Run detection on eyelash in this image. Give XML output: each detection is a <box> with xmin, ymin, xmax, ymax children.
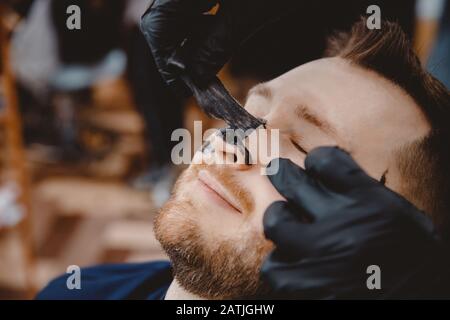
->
<box><xmin>290</xmin><ymin>139</ymin><xmax>308</xmax><ymax>155</ymax></box>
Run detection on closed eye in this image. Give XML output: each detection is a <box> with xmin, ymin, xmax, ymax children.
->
<box><xmin>290</xmin><ymin>139</ymin><xmax>308</xmax><ymax>155</ymax></box>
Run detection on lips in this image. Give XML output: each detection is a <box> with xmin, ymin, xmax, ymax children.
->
<box><xmin>197</xmin><ymin>169</ymin><xmax>242</xmax><ymax>213</ymax></box>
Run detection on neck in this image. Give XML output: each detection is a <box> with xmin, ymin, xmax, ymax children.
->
<box><xmin>165</xmin><ymin>279</ymin><xmax>205</xmax><ymax>300</ymax></box>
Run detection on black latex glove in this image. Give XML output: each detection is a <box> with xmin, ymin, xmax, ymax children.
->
<box><xmin>261</xmin><ymin>146</ymin><xmax>449</xmax><ymax>299</ymax></box>
<box><xmin>140</xmin><ymin>0</ymin><xmax>298</xmax><ymax>95</ymax></box>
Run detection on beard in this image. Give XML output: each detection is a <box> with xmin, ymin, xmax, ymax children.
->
<box><xmin>154</xmin><ymin>164</ymin><xmax>273</xmax><ymax>299</ymax></box>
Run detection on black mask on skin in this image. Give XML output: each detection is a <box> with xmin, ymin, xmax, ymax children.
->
<box><xmin>201</xmin><ymin>128</ymin><xmax>252</xmax><ymax>165</ymax></box>
<box><xmin>181</xmin><ymin>75</ymin><xmax>266</xmax><ymax>132</ymax></box>
<box><xmin>183</xmin><ymin>74</ymin><xmax>259</xmax><ymax>166</ymax></box>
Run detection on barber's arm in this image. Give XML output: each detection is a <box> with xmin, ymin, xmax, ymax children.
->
<box><xmin>140</xmin><ymin>0</ymin><xmax>299</xmax><ymax>95</ymax></box>
<box><xmin>261</xmin><ymin>146</ymin><xmax>448</xmax><ymax>299</ymax></box>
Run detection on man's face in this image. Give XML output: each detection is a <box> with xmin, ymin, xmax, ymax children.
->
<box><xmin>155</xmin><ymin>57</ymin><xmax>430</xmax><ymax>299</ymax></box>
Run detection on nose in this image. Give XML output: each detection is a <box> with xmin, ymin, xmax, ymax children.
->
<box><xmin>209</xmin><ymin>129</ymin><xmax>251</xmax><ymax>170</ymax></box>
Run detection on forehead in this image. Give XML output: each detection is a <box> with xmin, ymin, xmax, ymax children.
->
<box><xmin>246</xmin><ymin>57</ymin><xmax>430</xmax><ymax>175</ymax></box>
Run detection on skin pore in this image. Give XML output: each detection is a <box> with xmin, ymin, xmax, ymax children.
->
<box><xmin>158</xmin><ymin>57</ymin><xmax>431</xmax><ymax>300</ymax></box>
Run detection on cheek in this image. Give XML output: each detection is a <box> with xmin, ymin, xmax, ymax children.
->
<box><xmin>278</xmin><ymin>136</ymin><xmax>306</xmax><ymax>168</ymax></box>
<box><xmin>244</xmin><ymin>137</ymin><xmax>307</xmax><ymax>234</ymax></box>
<box><xmin>241</xmin><ymin>170</ymin><xmax>285</xmax><ymax>234</ymax></box>
<box><xmin>246</xmin><ymin>129</ymin><xmax>306</xmax><ymax>171</ymax></box>
<box><xmin>257</xmin><ymin>132</ymin><xmax>306</xmax><ymax>172</ymax></box>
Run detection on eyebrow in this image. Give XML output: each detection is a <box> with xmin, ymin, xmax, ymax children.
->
<box><xmin>247</xmin><ymin>83</ymin><xmax>336</xmax><ymax>136</ymax></box>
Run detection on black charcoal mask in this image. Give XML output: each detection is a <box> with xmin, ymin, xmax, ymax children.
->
<box><xmin>183</xmin><ymin>75</ymin><xmax>262</xmax><ymax>166</ymax></box>
<box><xmin>181</xmin><ymin>75</ymin><xmax>266</xmax><ymax>132</ymax></box>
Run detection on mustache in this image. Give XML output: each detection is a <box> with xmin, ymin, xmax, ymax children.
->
<box><xmin>190</xmin><ymin>163</ymin><xmax>254</xmax><ymax>214</ymax></box>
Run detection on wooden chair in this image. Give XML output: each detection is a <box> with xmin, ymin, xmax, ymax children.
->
<box><xmin>0</xmin><ymin>4</ymin><xmax>36</xmax><ymax>298</ymax></box>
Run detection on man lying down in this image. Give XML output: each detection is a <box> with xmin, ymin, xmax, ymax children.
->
<box><xmin>37</xmin><ymin>20</ymin><xmax>450</xmax><ymax>300</ymax></box>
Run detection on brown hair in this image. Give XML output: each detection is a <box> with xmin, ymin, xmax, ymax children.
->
<box><xmin>325</xmin><ymin>18</ymin><xmax>450</xmax><ymax>237</ymax></box>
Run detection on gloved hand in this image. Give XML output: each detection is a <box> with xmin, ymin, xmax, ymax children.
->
<box><xmin>261</xmin><ymin>146</ymin><xmax>449</xmax><ymax>299</ymax></box>
<box><xmin>140</xmin><ymin>0</ymin><xmax>298</xmax><ymax>95</ymax></box>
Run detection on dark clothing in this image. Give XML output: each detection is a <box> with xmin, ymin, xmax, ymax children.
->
<box><xmin>36</xmin><ymin>261</ymin><xmax>172</xmax><ymax>300</ymax></box>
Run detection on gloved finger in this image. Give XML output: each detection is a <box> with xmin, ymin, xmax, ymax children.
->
<box><xmin>261</xmin><ymin>251</ymin><xmax>337</xmax><ymax>299</ymax></box>
<box><xmin>267</xmin><ymin>158</ymin><xmax>316</xmax><ymax>202</ymax></box>
<box><xmin>267</xmin><ymin>158</ymin><xmax>337</xmax><ymax>222</ymax></box>
<box><xmin>261</xmin><ymin>249</ymin><xmax>362</xmax><ymax>299</ymax></box>
<box><xmin>140</xmin><ymin>0</ymin><xmax>217</xmax><ymax>87</ymax></box>
<box><xmin>263</xmin><ymin>201</ymin><xmax>322</xmax><ymax>257</ymax></box>
<box><xmin>260</xmin><ymin>251</ymin><xmax>308</xmax><ymax>298</ymax></box>
<box><xmin>166</xmin><ymin>14</ymin><xmax>217</xmax><ymax>73</ymax></box>
<box><xmin>187</xmin><ymin>0</ymin><xmax>243</xmax><ymax>81</ymax></box>
<box><xmin>166</xmin><ymin>14</ymin><xmax>218</xmax><ymax>95</ymax></box>
<box><xmin>305</xmin><ymin>146</ymin><xmax>378</xmax><ymax>192</ymax></box>
<box><xmin>268</xmin><ymin>158</ymin><xmax>329</xmax><ymax>212</ymax></box>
